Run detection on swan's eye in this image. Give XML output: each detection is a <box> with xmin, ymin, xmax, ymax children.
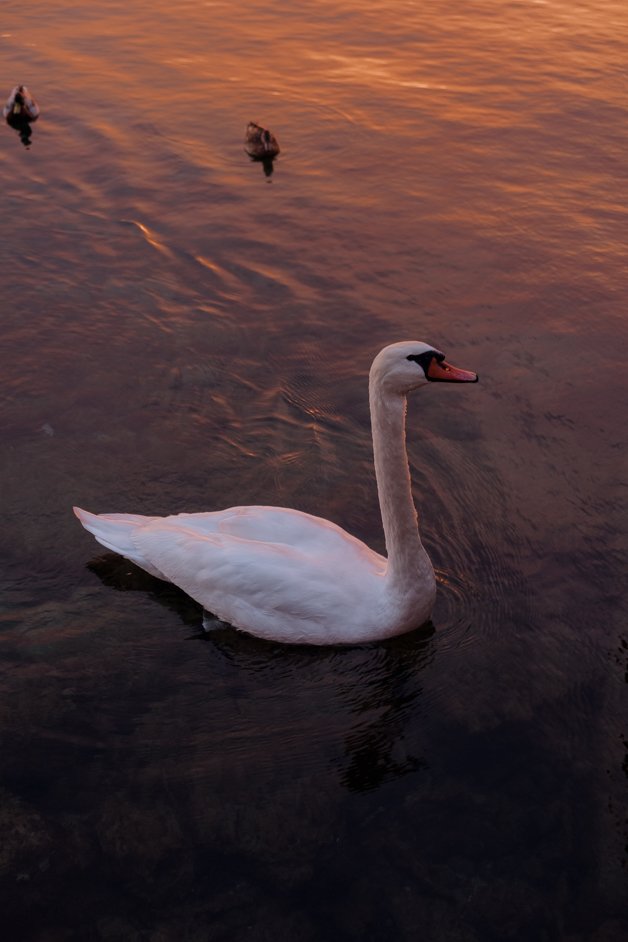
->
<box><xmin>406</xmin><ymin>350</ymin><xmax>444</xmax><ymax>372</ymax></box>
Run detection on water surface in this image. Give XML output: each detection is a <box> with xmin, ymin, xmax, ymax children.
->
<box><xmin>1</xmin><ymin>1</ymin><xmax>626</xmax><ymax>939</ymax></box>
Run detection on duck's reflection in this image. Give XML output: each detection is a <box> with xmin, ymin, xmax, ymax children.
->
<box><xmin>260</xmin><ymin>156</ymin><xmax>275</xmax><ymax>178</ymax></box>
<box><xmin>246</xmin><ymin>153</ymin><xmax>276</xmax><ymax>178</ymax></box>
<box><xmin>87</xmin><ymin>553</ymin><xmax>433</xmax><ymax>794</ymax></box>
<box><xmin>6</xmin><ymin>112</ymin><xmax>35</xmax><ymax>147</ymax></box>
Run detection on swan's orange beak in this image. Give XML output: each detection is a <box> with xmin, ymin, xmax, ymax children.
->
<box><xmin>427</xmin><ymin>358</ymin><xmax>478</xmax><ymax>383</ymax></box>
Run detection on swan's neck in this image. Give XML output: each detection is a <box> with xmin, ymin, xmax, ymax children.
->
<box><xmin>369</xmin><ymin>380</ymin><xmax>431</xmax><ymax>589</ymax></box>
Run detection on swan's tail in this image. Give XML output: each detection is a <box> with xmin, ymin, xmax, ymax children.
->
<box><xmin>73</xmin><ymin>507</ymin><xmax>167</xmax><ymax>580</ymax></box>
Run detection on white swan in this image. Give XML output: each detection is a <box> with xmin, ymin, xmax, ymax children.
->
<box><xmin>74</xmin><ymin>342</ymin><xmax>478</xmax><ymax>645</ymax></box>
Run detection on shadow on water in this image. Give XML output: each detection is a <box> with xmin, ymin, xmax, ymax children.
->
<box><xmin>87</xmin><ymin>552</ymin><xmax>435</xmax><ymax>794</ymax></box>
<box><xmin>87</xmin><ymin>552</ymin><xmax>205</xmax><ymax>628</ymax></box>
<box><xmin>247</xmin><ymin>153</ymin><xmax>276</xmax><ymax>178</ymax></box>
<box><xmin>5</xmin><ymin>114</ymin><xmax>36</xmax><ymax>148</ymax></box>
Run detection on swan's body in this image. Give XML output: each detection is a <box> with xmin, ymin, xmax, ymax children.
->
<box><xmin>75</xmin><ymin>342</ymin><xmax>478</xmax><ymax>645</ymax></box>
<box><xmin>3</xmin><ymin>85</ymin><xmax>39</xmax><ymax>121</ymax></box>
<box><xmin>245</xmin><ymin>121</ymin><xmax>280</xmax><ymax>158</ymax></box>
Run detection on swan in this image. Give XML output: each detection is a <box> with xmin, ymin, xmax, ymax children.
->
<box><xmin>245</xmin><ymin>121</ymin><xmax>280</xmax><ymax>158</ymax></box>
<box><xmin>3</xmin><ymin>85</ymin><xmax>39</xmax><ymax>121</ymax></box>
<box><xmin>74</xmin><ymin>341</ymin><xmax>478</xmax><ymax>645</ymax></box>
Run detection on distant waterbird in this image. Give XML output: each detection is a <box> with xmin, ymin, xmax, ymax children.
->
<box><xmin>245</xmin><ymin>121</ymin><xmax>280</xmax><ymax>159</ymax></box>
<box><xmin>3</xmin><ymin>85</ymin><xmax>40</xmax><ymax>121</ymax></box>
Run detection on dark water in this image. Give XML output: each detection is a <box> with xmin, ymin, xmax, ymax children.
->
<box><xmin>1</xmin><ymin>1</ymin><xmax>626</xmax><ymax>938</ymax></box>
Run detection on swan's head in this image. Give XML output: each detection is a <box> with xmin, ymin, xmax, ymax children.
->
<box><xmin>371</xmin><ymin>341</ymin><xmax>478</xmax><ymax>395</ymax></box>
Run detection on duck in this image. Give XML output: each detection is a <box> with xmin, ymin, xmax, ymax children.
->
<box><xmin>3</xmin><ymin>85</ymin><xmax>40</xmax><ymax>121</ymax></box>
<box><xmin>74</xmin><ymin>341</ymin><xmax>478</xmax><ymax>645</ymax></box>
<box><xmin>245</xmin><ymin>121</ymin><xmax>280</xmax><ymax>159</ymax></box>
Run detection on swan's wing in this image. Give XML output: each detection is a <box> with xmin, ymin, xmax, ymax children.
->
<box><xmin>171</xmin><ymin>506</ymin><xmax>377</xmax><ymax>557</ymax></box>
<box><xmin>74</xmin><ymin>507</ymin><xmax>166</xmax><ymax>578</ymax></box>
<box><xmin>131</xmin><ymin>518</ymin><xmax>386</xmax><ymax>643</ymax></box>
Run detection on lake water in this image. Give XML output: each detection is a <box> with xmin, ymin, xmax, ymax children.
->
<box><xmin>1</xmin><ymin>0</ymin><xmax>626</xmax><ymax>938</ymax></box>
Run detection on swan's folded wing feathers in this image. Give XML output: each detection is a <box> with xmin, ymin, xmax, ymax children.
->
<box><xmin>130</xmin><ymin>519</ymin><xmax>384</xmax><ymax>638</ymax></box>
<box><xmin>173</xmin><ymin>505</ymin><xmax>372</xmax><ymax>557</ymax></box>
<box><xmin>73</xmin><ymin>507</ymin><xmax>167</xmax><ymax>579</ymax></box>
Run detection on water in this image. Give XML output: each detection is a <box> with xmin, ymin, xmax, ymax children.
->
<box><xmin>1</xmin><ymin>1</ymin><xmax>626</xmax><ymax>938</ymax></box>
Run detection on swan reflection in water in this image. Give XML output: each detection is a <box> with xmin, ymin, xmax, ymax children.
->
<box><xmin>87</xmin><ymin>552</ymin><xmax>434</xmax><ymax>795</ymax></box>
<box><xmin>338</xmin><ymin>631</ymin><xmax>433</xmax><ymax>792</ymax></box>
